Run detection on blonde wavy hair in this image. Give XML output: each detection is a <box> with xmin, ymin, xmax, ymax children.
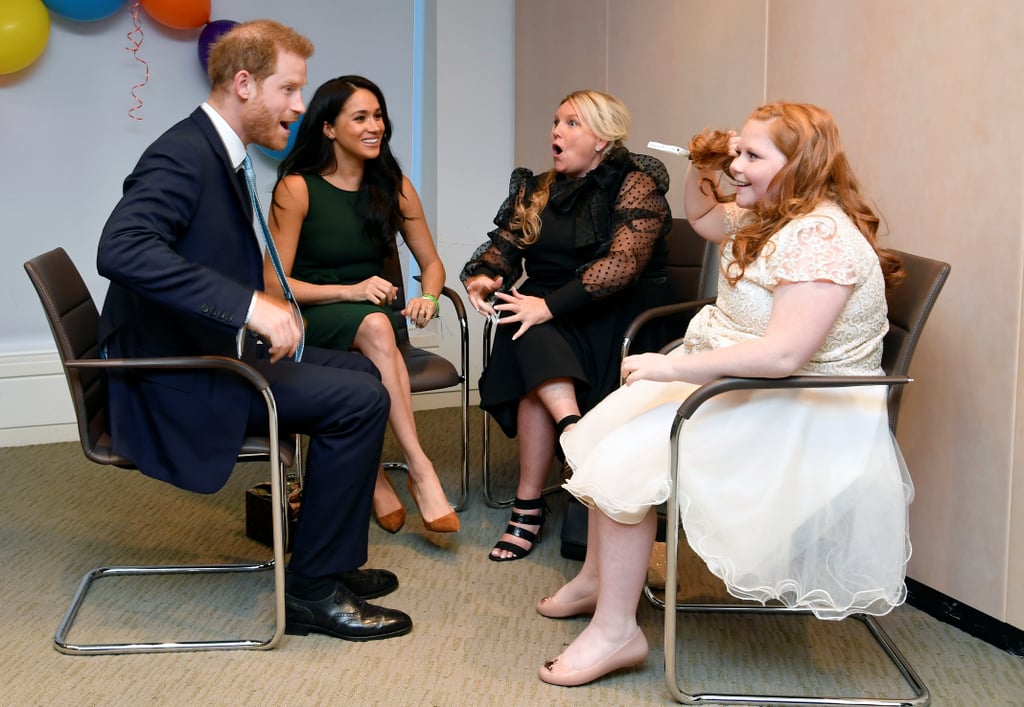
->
<box><xmin>689</xmin><ymin>102</ymin><xmax>904</xmax><ymax>287</ymax></box>
<box><xmin>511</xmin><ymin>90</ymin><xmax>631</xmax><ymax>246</ymax></box>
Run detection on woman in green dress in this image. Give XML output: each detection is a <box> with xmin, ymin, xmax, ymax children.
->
<box><xmin>267</xmin><ymin>75</ymin><xmax>458</xmax><ymax>534</ymax></box>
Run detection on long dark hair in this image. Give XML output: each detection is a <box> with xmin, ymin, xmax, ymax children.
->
<box><xmin>275</xmin><ymin>75</ymin><xmax>404</xmax><ymax>254</ymax></box>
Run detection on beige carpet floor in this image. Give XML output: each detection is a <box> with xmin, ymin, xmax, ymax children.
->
<box><xmin>0</xmin><ymin>407</ymin><xmax>1021</xmax><ymax>706</ymax></box>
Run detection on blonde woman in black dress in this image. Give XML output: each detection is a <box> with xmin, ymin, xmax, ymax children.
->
<box><xmin>462</xmin><ymin>90</ymin><xmax>672</xmax><ymax>561</ymax></box>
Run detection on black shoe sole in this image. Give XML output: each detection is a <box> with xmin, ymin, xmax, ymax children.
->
<box><xmin>285</xmin><ymin>620</ymin><xmax>412</xmax><ymax>641</ymax></box>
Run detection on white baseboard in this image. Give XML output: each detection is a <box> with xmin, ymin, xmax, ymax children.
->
<box><xmin>0</xmin><ymin>352</ymin><xmax>78</xmax><ymax>447</ymax></box>
<box><xmin>0</xmin><ymin>423</ymin><xmax>79</xmax><ymax>447</ymax></box>
<box><xmin>0</xmin><ymin>351</ymin><xmax>478</xmax><ymax>448</ymax></box>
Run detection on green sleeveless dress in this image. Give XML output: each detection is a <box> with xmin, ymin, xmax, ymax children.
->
<box><xmin>291</xmin><ymin>175</ymin><xmax>396</xmax><ymax>351</ymax></box>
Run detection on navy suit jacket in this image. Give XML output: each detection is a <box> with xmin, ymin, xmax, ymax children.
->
<box><xmin>97</xmin><ymin>107</ymin><xmax>268</xmax><ymax>493</ymax></box>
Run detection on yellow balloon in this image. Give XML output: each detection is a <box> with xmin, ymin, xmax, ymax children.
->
<box><xmin>0</xmin><ymin>0</ymin><xmax>50</xmax><ymax>75</ymax></box>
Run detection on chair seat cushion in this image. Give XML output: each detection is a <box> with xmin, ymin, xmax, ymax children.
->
<box><xmin>400</xmin><ymin>345</ymin><xmax>461</xmax><ymax>391</ymax></box>
<box><xmin>239</xmin><ymin>436</ymin><xmax>296</xmax><ymax>468</ymax></box>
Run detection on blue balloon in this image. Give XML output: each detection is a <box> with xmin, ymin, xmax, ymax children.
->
<box><xmin>256</xmin><ymin>114</ymin><xmax>304</xmax><ymax>161</ymax></box>
<box><xmin>43</xmin><ymin>0</ymin><xmax>125</xmax><ymax>22</ymax></box>
<box><xmin>197</xmin><ymin>19</ymin><xmax>237</xmax><ymax>73</ymax></box>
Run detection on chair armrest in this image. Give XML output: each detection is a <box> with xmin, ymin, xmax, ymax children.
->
<box><xmin>66</xmin><ymin>355</ymin><xmax>272</xmax><ymax>394</ymax></box>
<box><xmin>68</xmin><ymin>354</ymin><xmax>289</xmax><ymax>475</ymax></box>
<box><xmin>673</xmin><ymin>374</ymin><xmax>912</xmax><ymax>427</ymax></box>
<box><xmin>410</xmin><ymin>275</ymin><xmax>470</xmax><ymax>376</ymax></box>
<box><xmin>409</xmin><ymin>272</ymin><xmax>468</xmax><ymax>325</ymax></box>
<box><xmin>621</xmin><ymin>298</ymin><xmax>716</xmax><ymax>359</ymax></box>
<box><xmin>68</xmin><ymin>355</ymin><xmax>288</xmax><ymax>464</ymax></box>
<box><xmin>440</xmin><ymin>286</ymin><xmax>470</xmax><ymax>379</ymax></box>
<box><xmin>440</xmin><ymin>285</ymin><xmax>468</xmax><ymax>322</ymax></box>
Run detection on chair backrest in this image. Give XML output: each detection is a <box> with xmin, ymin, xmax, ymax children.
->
<box><xmin>664</xmin><ymin>218</ymin><xmax>718</xmax><ymax>302</ymax></box>
<box><xmin>881</xmin><ymin>249</ymin><xmax>950</xmax><ymax>427</ymax></box>
<box><xmin>23</xmin><ymin>248</ymin><xmax>127</xmax><ymax>466</ymax></box>
<box><xmin>630</xmin><ymin>219</ymin><xmax>718</xmax><ymax>355</ymax></box>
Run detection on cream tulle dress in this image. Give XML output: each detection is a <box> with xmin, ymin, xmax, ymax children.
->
<box><xmin>561</xmin><ymin>202</ymin><xmax>912</xmax><ymax>619</ymax></box>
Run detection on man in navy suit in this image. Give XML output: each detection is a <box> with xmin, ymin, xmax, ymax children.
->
<box><xmin>96</xmin><ymin>19</ymin><xmax>411</xmax><ymax>641</ymax></box>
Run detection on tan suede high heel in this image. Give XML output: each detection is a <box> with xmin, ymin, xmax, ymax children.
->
<box><xmin>373</xmin><ymin>471</ymin><xmax>406</xmax><ymax>534</ymax></box>
<box><xmin>407</xmin><ymin>478</ymin><xmax>460</xmax><ymax>533</ymax></box>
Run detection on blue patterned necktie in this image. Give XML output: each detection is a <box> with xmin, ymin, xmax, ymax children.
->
<box><xmin>241</xmin><ymin>154</ymin><xmax>304</xmax><ymax>362</ymax></box>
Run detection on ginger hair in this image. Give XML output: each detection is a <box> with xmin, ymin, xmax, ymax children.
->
<box><xmin>207</xmin><ymin>19</ymin><xmax>313</xmax><ymax>92</ymax></box>
<box><xmin>689</xmin><ymin>103</ymin><xmax>904</xmax><ymax>287</ymax></box>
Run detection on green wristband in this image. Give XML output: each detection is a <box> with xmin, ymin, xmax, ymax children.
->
<box><xmin>421</xmin><ymin>293</ymin><xmax>439</xmax><ymax>317</ymax></box>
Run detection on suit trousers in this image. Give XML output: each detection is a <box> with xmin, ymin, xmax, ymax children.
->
<box><xmin>246</xmin><ymin>343</ymin><xmax>389</xmax><ymax>579</ymax></box>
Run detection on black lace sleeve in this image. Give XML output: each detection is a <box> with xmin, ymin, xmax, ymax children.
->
<box><xmin>459</xmin><ymin>168</ymin><xmax>532</xmax><ymax>289</ymax></box>
<box><xmin>578</xmin><ymin>156</ymin><xmax>670</xmax><ymax>299</ymax></box>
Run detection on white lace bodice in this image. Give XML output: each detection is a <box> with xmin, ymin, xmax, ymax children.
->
<box><xmin>683</xmin><ymin>202</ymin><xmax>888</xmax><ymax>375</ymax></box>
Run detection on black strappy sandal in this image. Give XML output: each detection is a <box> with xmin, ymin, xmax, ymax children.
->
<box><xmin>554</xmin><ymin>414</ymin><xmax>581</xmax><ymax>463</ymax></box>
<box><xmin>488</xmin><ymin>496</ymin><xmax>549</xmax><ymax>562</ymax></box>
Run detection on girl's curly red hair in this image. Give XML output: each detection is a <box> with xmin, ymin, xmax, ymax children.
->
<box><xmin>689</xmin><ymin>103</ymin><xmax>904</xmax><ymax>288</ymax></box>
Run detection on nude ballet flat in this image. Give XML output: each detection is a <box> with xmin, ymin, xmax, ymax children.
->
<box><xmin>539</xmin><ymin>628</ymin><xmax>648</xmax><ymax>687</ymax></box>
<box><xmin>536</xmin><ymin>593</ymin><xmax>598</xmax><ymax>619</ymax></box>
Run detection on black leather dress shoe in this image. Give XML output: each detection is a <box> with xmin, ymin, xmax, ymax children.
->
<box><xmin>285</xmin><ymin>582</ymin><xmax>412</xmax><ymax>641</ymax></box>
<box><xmin>336</xmin><ymin>568</ymin><xmax>398</xmax><ymax>599</ymax></box>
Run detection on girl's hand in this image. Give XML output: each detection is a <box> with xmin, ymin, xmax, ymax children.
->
<box><xmin>621</xmin><ymin>352</ymin><xmax>678</xmax><ymax>385</ymax></box>
<box><xmin>493</xmin><ymin>287</ymin><xmax>552</xmax><ymax>340</ymax></box>
<box><xmin>466</xmin><ymin>274</ymin><xmax>503</xmax><ymax>316</ymax></box>
<box><xmin>727</xmin><ymin>130</ymin><xmax>740</xmax><ymax>158</ymax></box>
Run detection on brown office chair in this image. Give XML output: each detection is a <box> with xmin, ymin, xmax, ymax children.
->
<box><xmin>644</xmin><ymin>249</ymin><xmax>949</xmax><ymax>706</ymax></box>
<box><xmin>556</xmin><ymin>219</ymin><xmax>720</xmax><ymax>557</ymax></box>
<box><xmin>481</xmin><ymin>218</ymin><xmax>717</xmax><ymax>508</ymax></box>
<box><xmin>620</xmin><ymin>217</ymin><xmax>718</xmax><ymax>364</ymax></box>
<box><xmin>380</xmin><ymin>238</ymin><xmax>470</xmax><ymax>510</ymax></box>
<box><xmin>24</xmin><ymin>247</ymin><xmax>296</xmax><ymax>655</ymax></box>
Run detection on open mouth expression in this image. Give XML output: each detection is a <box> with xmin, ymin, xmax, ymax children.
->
<box><xmin>550</xmin><ymin>100</ymin><xmax>603</xmax><ymax>179</ymax></box>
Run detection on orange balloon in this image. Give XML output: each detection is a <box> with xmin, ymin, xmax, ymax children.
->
<box><xmin>140</xmin><ymin>0</ymin><xmax>210</xmax><ymax>30</ymax></box>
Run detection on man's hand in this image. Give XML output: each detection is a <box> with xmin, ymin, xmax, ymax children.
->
<box><xmin>247</xmin><ymin>291</ymin><xmax>301</xmax><ymax>363</ymax></box>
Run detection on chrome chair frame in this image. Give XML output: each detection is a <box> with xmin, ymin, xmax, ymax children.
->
<box><xmin>635</xmin><ymin>249</ymin><xmax>949</xmax><ymax>705</ymax></box>
<box><xmin>657</xmin><ymin>375</ymin><xmax>929</xmax><ymax>707</ymax></box>
<box><xmin>25</xmin><ymin>248</ymin><xmax>291</xmax><ymax>655</ymax></box>
<box><xmin>479</xmin><ymin>315</ymin><xmax>565</xmax><ymax>508</ymax></box>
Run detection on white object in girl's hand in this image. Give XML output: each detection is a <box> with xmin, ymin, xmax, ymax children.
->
<box><xmin>647</xmin><ymin>141</ymin><xmax>690</xmax><ymax>158</ymax></box>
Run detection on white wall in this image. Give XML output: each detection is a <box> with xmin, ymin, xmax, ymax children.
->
<box><xmin>434</xmin><ymin>1</ymin><xmax>514</xmax><ymax>393</ymax></box>
<box><xmin>2</xmin><ymin>1</ymin><xmax>416</xmax><ymax>352</ymax></box>
<box><xmin>0</xmin><ymin>0</ymin><xmax>514</xmax><ymax>441</ymax></box>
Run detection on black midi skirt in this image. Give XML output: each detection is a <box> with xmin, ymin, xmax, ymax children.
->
<box><xmin>479</xmin><ymin>275</ymin><xmax>671</xmax><ymax>438</ymax></box>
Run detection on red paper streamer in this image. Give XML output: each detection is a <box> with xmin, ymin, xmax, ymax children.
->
<box><xmin>126</xmin><ymin>2</ymin><xmax>149</xmax><ymax>121</ymax></box>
